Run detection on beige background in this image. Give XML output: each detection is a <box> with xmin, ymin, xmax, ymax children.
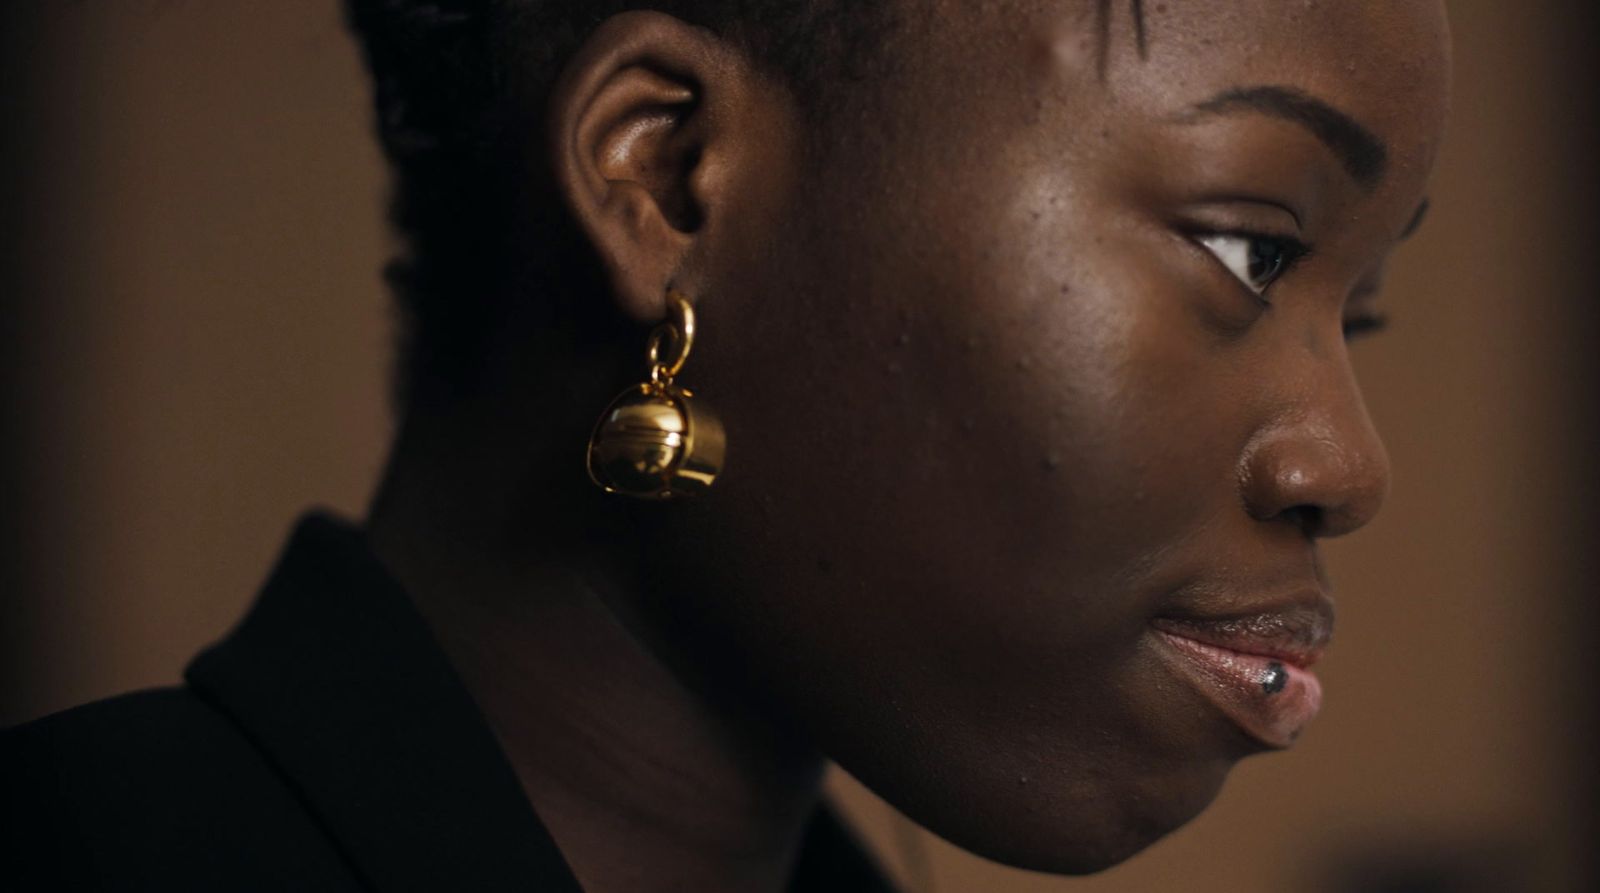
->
<box><xmin>3</xmin><ymin>2</ymin><xmax>1595</xmax><ymax>891</ymax></box>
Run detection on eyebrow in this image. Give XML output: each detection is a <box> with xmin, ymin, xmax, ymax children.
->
<box><xmin>1186</xmin><ymin>86</ymin><xmax>1389</xmax><ymax>187</ymax></box>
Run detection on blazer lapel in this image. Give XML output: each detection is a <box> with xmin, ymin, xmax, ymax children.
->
<box><xmin>185</xmin><ymin>514</ymin><xmax>582</xmax><ymax>892</ymax></box>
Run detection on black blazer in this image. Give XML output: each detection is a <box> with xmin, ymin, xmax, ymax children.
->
<box><xmin>2</xmin><ymin>514</ymin><xmax>894</xmax><ymax>891</ymax></box>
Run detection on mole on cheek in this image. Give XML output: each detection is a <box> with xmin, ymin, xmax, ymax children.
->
<box><xmin>1261</xmin><ymin>662</ymin><xmax>1287</xmax><ymax>695</ymax></box>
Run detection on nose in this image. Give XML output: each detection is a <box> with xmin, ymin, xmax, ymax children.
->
<box><xmin>1239</xmin><ymin>369</ymin><xmax>1392</xmax><ymax>539</ymax></box>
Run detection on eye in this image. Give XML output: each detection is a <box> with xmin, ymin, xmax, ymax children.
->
<box><xmin>1196</xmin><ymin>233</ymin><xmax>1307</xmax><ymax>296</ymax></box>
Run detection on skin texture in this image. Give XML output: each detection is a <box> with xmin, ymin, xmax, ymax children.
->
<box><xmin>366</xmin><ymin>1</ymin><xmax>1451</xmax><ymax>889</ymax></box>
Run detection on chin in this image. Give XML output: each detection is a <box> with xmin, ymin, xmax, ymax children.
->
<box><xmin>899</xmin><ymin>752</ymin><xmax>1235</xmax><ymax>877</ymax></box>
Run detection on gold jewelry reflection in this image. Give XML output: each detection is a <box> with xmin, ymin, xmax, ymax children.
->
<box><xmin>586</xmin><ymin>290</ymin><xmax>726</xmax><ymax>499</ymax></box>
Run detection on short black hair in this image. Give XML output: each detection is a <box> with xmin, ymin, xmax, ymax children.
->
<box><xmin>344</xmin><ymin>1</ymin><xmax>899</xmax><ymax>409</ymax></box>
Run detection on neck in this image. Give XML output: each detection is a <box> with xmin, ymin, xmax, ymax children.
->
<box><xmin>365</xmin><ymin>401</ymin><xmax>824</xmax><ymax>893</ymax></box>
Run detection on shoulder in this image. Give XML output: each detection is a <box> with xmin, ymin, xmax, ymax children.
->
<box><xmin>4</xmin><ymin>686</ymin><xmax>273</xmax><ymax>813</ymax></box>
<box><xmin>2</xmin><ymin>688</ymin><xmax>359</xmax><ymax>890</ymax></box>
<box><xmin>7</xmin><ymin>686</ymin><xmax>233</xmax><ymax>764</ymax></box>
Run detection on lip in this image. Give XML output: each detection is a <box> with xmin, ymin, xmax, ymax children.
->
<box><xmin>1150</xmin><ymin>597</ymin><xmax>1334</xmax><ymax>749</ymax></box>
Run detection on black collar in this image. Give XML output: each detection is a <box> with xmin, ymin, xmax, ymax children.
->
<box><xmin>185</xmin><ymin>513</ymin><xmax>893</xmax><ymax>892</ymax></box>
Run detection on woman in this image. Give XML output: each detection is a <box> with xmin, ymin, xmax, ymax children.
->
<box><xmin>2</xmin><ymin>0</ymin><xmax>1450</xmax><ymax>889</ymax></box>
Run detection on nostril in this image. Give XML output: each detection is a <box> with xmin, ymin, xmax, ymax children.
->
<box><xmin>1283</xmin><ymin>504</ymin><xmax>1324</xmax><ymax>538</ymax></box>
<box><xmin>1240</xmin><ymin>431</ymin><xmax>1389</xmax><ymax>538</ymax></box>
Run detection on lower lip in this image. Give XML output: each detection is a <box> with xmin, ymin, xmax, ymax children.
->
<box><xmin>1153</xmin><ymin>631</ymin><xmax>1323</xmax><ymax>749</ymax></box>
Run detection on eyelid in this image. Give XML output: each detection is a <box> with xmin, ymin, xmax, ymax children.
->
<box><xmin>1179</xmin><ymin>196</ymin><xmax>1306</xmax><ymax>235</ymax></box>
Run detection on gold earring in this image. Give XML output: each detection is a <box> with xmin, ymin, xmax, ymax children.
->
<box><xmin>586</xmin><ymin>290</ymin><xmax>725</xmax><ymax>499</ymax></box>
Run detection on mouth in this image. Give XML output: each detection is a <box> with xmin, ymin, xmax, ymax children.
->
<box><xmin>1149</xmin><ymin>598</ymin><xmax>1334</xmax><ymax>750</ymax></box>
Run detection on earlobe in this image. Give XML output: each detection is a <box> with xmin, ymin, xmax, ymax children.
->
<box><xmin>547</xmin><ymin>12</ymin><xmax>730</xmax><ymax>324</ymax></box>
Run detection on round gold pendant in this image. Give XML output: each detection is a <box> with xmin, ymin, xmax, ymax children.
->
<box><xmin>586</xmin><ymin>383</ymin><xmax>725</xmax><ymax>499</ymax></box>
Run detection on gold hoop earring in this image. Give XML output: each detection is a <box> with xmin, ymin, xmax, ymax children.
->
<box><xmin>586</xmin><ymin>290</ymin><xmax>726</xmax><ymax>499</ymax></box>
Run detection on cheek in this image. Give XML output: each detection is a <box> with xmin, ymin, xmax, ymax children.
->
<box><xmin>665</xmin><ymin>144</ymin><xmax>1262</xmax><ymax>871</ymax></box>
<box><xmin>917</xmin><ymin>181</ymin><xmax>1244</xmax><ymax>610</ymax></box>
<box><xmin>690</xmin><ymin>150</ymin><xmax>1257</xmax><ymax>700</ymax></box>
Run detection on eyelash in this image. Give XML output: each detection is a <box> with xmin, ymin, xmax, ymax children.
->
<box><xmin>1341</xmin><ymin>313</ymin><xmax>1389</xmax><ymax>340</ymax></box>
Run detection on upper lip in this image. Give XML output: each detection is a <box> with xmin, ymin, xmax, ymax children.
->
<box><xmin>1151</xmin><ymin>591</ymin><xmax>1335</xmax><ymax>669</ymax></box>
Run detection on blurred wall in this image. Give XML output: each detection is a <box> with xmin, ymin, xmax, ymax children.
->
<box><xmin>2</xmin><ymin>2</ymin><xmax>1595</xmax><ymax>891</ymax></box>
<box><xmin>1</xmin><ymin>1</ymin><xmax>391</xmax><ymax>723</ymax></box>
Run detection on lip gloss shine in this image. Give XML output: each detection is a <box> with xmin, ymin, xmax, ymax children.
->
<box><xmin>1153</xmin><ymin>630</ymin><xmax>1324</xmax><ymax>748</ymax></box>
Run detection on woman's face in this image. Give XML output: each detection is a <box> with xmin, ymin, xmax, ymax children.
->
<box><xmin>657</xmin><ymin>0</ymin><xmax>1450</xmax><ymax>872</ymax></box>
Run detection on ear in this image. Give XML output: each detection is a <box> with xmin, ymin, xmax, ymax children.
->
<box><xmin>548</xmin><ymin>11</ymin><xmax>748</xmax><ymax>324</ymax></box>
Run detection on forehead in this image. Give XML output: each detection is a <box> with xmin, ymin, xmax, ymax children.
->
<box><xmin>1113</xmin><ymin>1</ymin><xmax>1450</xmax><ymax>159</ymax></box>
<box><xmin>916</xmin><ymin>0</ymin><xmax>1451</xmax><ymax>174</ymax></box>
